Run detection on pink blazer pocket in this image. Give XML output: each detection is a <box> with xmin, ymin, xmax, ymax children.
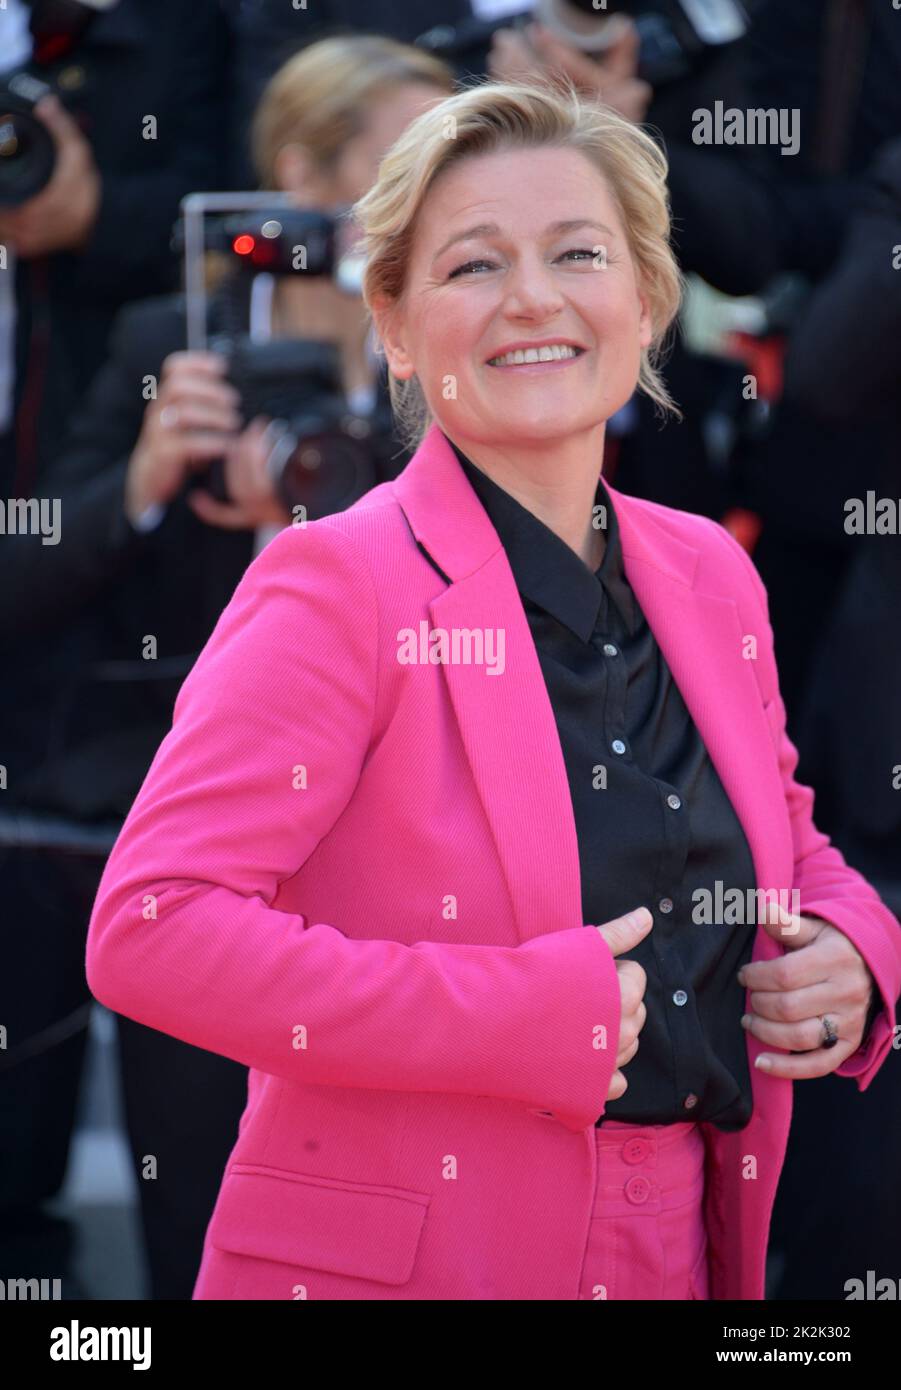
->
<box><xmin>208</xmin><ymin>1164</ymin><xmax>431</xmax><ymax>1287</ymax></box>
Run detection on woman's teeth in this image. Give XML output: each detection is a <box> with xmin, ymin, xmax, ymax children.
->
<box><xmin>488</xmin><ymin>345</ymin><xmax>584</xmax><ymax>367</ymax></box>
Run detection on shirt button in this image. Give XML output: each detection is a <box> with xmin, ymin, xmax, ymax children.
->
<box><xmin>602</xmin><ymin>643</ymin><xmax>618</xmax><ymax>657</ymax></box>
<box><xmin>612</xmin><ymin>739</ymin><xmax>626</xmax><ymax>755</ymax></box>
<box><xmin>666</xmin><ymin>794</ymin><xmax>682</xmax><ymax>810</ymax></box>
<box><xmin>659</xmin><ymin>897</ymin><xmax>673</xmax><ymax>913</ymax></box>
<box><xmin>622</xmin><ymin>1137</ymin><xmax>651</xmax><ymax>1164</ymax></box>
<box><xmin>673</xmin><ymin>989</ymin><xmax>688</xmax><ymax>1006</ymax></box>
<box><xmin>683</xmin><ymin>1093</ymin><xmax>699</xmax><ymax>1111</ymax></box>
<box><xmin>624</xmin><ymin>1175</ymin><xmax>651</xmax><ymax>1204</ymax></box>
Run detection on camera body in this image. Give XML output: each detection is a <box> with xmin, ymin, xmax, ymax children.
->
<box><xmin>553</xmin><ymin>0</ymin><xmax>749</xmax><ymax>86</ymax></box>
<box><xmin>0</xmin><ymin>0</ymin><xmax>104</xmax><ymax>207</ymax></box>
<box><xmin>415</xmin><ymin>0</ymin><xmax>749</xmax><ymax>89</ymax></box>
<box><xmin>178</xmin><ymin>203</ymin><xmax>393</xmax><ymax>518</ymax></box>
<box><xmin>210</xmin><ymin>331</ymin><xmax>383</xmax><ymax>520</ymax></box>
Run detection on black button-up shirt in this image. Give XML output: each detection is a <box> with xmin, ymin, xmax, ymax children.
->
<box><xmin>447</xmin><ymin>436</ymin><xmax>757</xmax><ymax>1131</ymax></box>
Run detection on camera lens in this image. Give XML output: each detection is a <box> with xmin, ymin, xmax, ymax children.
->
<box><xmin>271</xmin><ymin>426</ymin><xmax>375</xmax><ymax>518</ymax></box>
<box><xmin>0</xmin><ymin>104</ymin><xmax>56</xmax><ymax>207</ymax></box>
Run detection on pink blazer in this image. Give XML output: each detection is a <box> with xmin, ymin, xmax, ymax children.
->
<box><xmin>86</xmin><ymin>421</ymin><xmax>901</xmax><ymax>1300</ymax></box>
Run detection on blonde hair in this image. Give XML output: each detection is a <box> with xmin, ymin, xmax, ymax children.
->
<box><xmin>352</xmin><ymin>77</ymin><xmax>684</xmax><ymax>452</ymax></box>
<box><xmin>250</xmin><ymin>35</ymin><xmax>455</xmax><ymax>189</ymax></box>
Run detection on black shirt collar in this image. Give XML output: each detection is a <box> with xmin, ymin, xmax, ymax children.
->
<box><xmin>445</xmin><ymin>433</ymin><xmax>638</xmax><ymax>643</ymax></box>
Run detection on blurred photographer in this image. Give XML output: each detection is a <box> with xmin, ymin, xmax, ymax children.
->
<box><xmin>0</xmin><ymin>0</ymin><xmax>230</xmax><ymax>1299</ymax></box>
<box><xmin>0</xmin><ymin>34</ymin><xmax>452</xmax><ymax>1300</ymax></box>
<box><xmin>765</xmin><ymin>136</ymin><xmax>901</xmax><ymax>1301</ymax></box>
<box><xmin>0</xmin><ymin>0</ymin><xmax>231</xmax><ymax>492</ymax></box>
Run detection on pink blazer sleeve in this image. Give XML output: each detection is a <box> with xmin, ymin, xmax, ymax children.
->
<box><xmin>85</xmin><ymin>521</ymin><xmax>621</xmax><ymax>1134</ymax></box>
<box><xmin>720</xmin><ymin>525</ymin><xmax>901</xmax><ymax>1089</ymax></box>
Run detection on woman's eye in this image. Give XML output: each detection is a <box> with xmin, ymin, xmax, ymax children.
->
<box><xmin>448</xmin><ymin>248</ymin><xmax>600</xmax><ymax>279</ymax></box>
<box><xmin>448</xmin><ymin>258</ymin><xmax>494</xmax><ymax>279</ymax></box>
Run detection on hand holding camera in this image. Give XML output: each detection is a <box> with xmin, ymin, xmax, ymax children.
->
<box><xmin>0</xmin><ymin>93</ymin><xmax>101</xmax><ymax>257</ymax></box>
<box><xmin>489</xmin><ymin>17</ymin><xmax>653</xmax><ymax>125</ymax></box>
<box><xmin>124</xmin><ymin>351</ymin><xmax>241</xmax><ymax>524</ymax></box>
<box><xmin>126</xmin><ymin>349</ymin><xmax>292</xmax><ymax>532</ymax></box>
<box><xmin>187</xmin><ymin>415</ymin><xmax>293</xmax><ymax>531</ymax></box>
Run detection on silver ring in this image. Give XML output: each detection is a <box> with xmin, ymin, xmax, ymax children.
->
<box><xmin>821</xmin><ymin>1016</ymin><xmax>839</xmax><ymax>1049</ymax></box>
<box><xmin>159</xmin><ymin>405</ymin><xmax>179</xmax><ymax>429</ymax></box>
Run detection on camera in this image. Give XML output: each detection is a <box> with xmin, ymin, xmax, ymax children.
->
<box><xmin>213</xmin><ymin>332</ymin><xmax>386</xmax><ymax>521</ymax></box>
<box><xmin>0</xmin><ymin>0</ymin><xmax>102</xmax><ymax>207</ymax></box>
<box><xmin>176</xmin><ymin>200</ymin><xmax>396</xmax><ymax>519</ymax></box>
<box><xmin>542</xmin><ymin>0</ymin><xmax>750</xmax><ymax>87</ymax></box>
<box><xmin>416</xmin><ymin>0</ymin><xmax>750</xmax><ymax>90</ymax></box>
<box><xmin>0</xmin><ymin>72</ymin><xmax>60</xmax><ymax>208</ymax></box>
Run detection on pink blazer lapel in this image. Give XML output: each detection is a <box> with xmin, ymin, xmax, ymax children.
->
<box><xmin>394</xmin><ymin>424</ymin><xmax>582</xmax><ymax>945</ymax></box>
<box><xmin>608</xmin><ymin>479</ymin><xmax>795</xmax><ymax>1126</ymax></box>
<box><xmin>429</xmin><ymin>550</ymin><xmax>582</xmax><ymax>945</ymax></box>
<box><xmin>608</xmin><ymin>479</ymin><xmax>792</xmax><ymax>903</ymax></box>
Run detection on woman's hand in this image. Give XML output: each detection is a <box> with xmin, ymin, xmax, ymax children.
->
<box><xmin>739</xmin><ymin>901</ymin><xmax>877</xmax><ymax>1077</ymax></box>
<box><xmin>125</xmin><ymin>351</ymin><xmax>243</xmax><ymax>524</ymax></box>
<box><xmin>595</xmin><ymin>906</ymin><xmax>653</xmax><ymax>1100</ymax></box>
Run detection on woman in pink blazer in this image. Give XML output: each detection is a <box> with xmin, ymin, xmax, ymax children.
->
<box><xmin>86</xmin><ymin>80</ymin><xmax>901</xmax><ymax>1300</ymax></box>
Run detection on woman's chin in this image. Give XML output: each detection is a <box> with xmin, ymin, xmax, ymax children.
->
<box><xmin>480</xmin><ymin>413</ymin><xmax>594</xmax><ymax>442</ymax></box>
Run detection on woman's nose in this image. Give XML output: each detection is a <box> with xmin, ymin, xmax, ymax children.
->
<box><xmin>500</xmin><ymin>257</ymin><xmax>566</xmax><ymax>319</ymax></box>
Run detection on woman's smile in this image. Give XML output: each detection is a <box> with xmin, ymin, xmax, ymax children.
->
<box><xmin>485</xmin><ymin>345</ymin><xmax>590</xmax><ymax>375</ymax></box>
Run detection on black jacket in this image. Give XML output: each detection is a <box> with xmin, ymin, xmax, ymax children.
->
<box><xmin>7</xmin><ymin>0</ymin><xmax>232</xmax><ymax>495</ymax></box>
<box><xmin>780</xmin><ymin>136</ymin><xmax>901</xmax><ymax>911</ymax></box>
<box><xmin>4</xmin><ymin>287</ymin><xmax>405</xmax><ymax>828</ymax></box>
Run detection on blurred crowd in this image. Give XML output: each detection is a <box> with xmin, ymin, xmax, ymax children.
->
<box><xmin>2</xmin><ymin>0</ymin><xmax>899</xmax><ymax>1301</ymax></box>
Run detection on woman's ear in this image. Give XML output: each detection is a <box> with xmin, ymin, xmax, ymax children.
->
<box><xmin>371</xmin><ymin>295</ymin><xmax>416</xmax><ymax>381</ymax></box>
<box><xmin>637</xmin><ymin>287</ymin><xmax>653</xmax><ymax>351</ymax></box>
<box><xmin>273</xmin><ymin>142</ymin><xmax>322</xmax><ymax>200</ymax></box>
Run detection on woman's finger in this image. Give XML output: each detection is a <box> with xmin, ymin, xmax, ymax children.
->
<box><xmin>752</xmin><ymin>1038</ymin><xmax>858</xmax><ymax>1080</ymax></box>
<box><xmin>742</xmin><ymin>1009</ymin><xmax>848</xmax><ymax>1052</ymax></box>
<box><xmin>746</xmin><ymin>981</ymin><xmax>844</xmax><ymax>1022</ymax></box>
<box><xmin>738</xmin><ymin>941</ymin><xmax>823</xmax><ymax>994</ymax></box>
<box><xmin>608</xmin><ymin>1068</ymin><xmax>627</xmax><ymax>1099</ymax></box>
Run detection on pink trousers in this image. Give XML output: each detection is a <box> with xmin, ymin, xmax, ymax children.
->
<box><xmin>578</xmin><ymin>1119</ymin><xmax>710</xmax><ymax>1300</ymax></box>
